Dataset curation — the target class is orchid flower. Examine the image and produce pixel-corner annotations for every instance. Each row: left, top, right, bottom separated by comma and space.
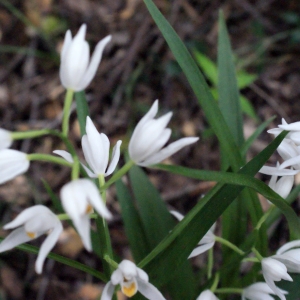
60, 24, 111, 91
0, 149, 30, 184
242, 282, 288, 300
128, 100, 199, 166
196, 290, 219, 300
60, 179, 112, 251
54, 117, 121, 178
101, 260, 166, 300
170, 210, 215, 258
0, 205, 63, 274
0, 129, 12, 150
261, 257, 293, 300
268, 118, 300, 145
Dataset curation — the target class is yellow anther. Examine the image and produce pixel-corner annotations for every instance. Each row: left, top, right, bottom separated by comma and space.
122, 282, 137, 298
85, 204, 93, 214
26, 231, 36, 239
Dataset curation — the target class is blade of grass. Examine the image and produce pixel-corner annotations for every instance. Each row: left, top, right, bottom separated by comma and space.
75, 91, 90, 136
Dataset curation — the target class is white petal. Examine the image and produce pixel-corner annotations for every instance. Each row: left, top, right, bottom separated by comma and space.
60, 30, 72, 60
264, 275, 287, 300
277, 240, 300, 255
136, 278, 166, 300
53, 150, 74, 163
80, 35, 112, 90
0, 149, 29, 184
279, 121, 300, 131
84, 180, 112, 220
140, 137, 199, 166
137, 267, 149, 282
105, 140, 122, 176
4, 205, 50, 230
188, 242, 215, 258
196, 290, 219, 300
118, 260, 138, 278
0, 227, 32, 252
35, 221, 63, 273
289, 132, 300, 145
279, 155, 300, 169
273, 175, 294, 199
100, 281, 115, 300
273, 250, 300, 273
73, 215, 92, 251
128, 101, 159, 158
82, 134, 96, 173
0, 129, 12, 150
111, 269, 123, 285
259, 166, 299, 176
170, 210, 184, 221
81, 163, 97, 178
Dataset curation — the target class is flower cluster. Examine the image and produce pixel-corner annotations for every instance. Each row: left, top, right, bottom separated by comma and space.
0, 23, 200, 300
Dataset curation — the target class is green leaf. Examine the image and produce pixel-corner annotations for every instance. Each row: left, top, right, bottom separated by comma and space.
193, 51, 218, 84
129, 166, 197, 300
218, 11, 244, 147
115, 179, 149, 263
240, 95, 259, 121
138, 132, 299, 288
237, 70, 257, 89
75, 91, 90, 136
0, 237, 107, 281
143, 0, 242, 171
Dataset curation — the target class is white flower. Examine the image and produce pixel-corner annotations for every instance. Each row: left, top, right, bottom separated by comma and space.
101, 260, 166, 300
60, 179, 112, 251
277, 139, 300, 170
0, 149, 30, 184
196, 290, 219, 300
268, 118, 300, 145
54, 117, 121, 178
60, 24, 111, 91
264, 162, 294, 203
242, 282, 288, 300
0, 205, 63, 274
0, 129, 12, 150
272, 240, 300, 273
128, 100, 199, 166
259, 161, 299, 176
261, 257, 293, 300
170, 210, 215, 258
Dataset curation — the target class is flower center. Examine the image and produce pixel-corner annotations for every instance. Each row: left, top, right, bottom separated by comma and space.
85, 204, 93, 214
26, 231, 36, 239
122, 282, 137, 298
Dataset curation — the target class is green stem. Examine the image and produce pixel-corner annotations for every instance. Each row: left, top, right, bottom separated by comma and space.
71, 157, 80, 181
62, 88, 74, 136
27, 153, 72, 167
102, 160, 135, 190
256, 205, 275, 230
11, 129, 53, 140
242, 257, 260, 263
96, 174, 115, 278
104, 255, 118, 269
0, 237, 107, 282
57, 213, 98, 221
252, 247, 263, 261
207, 247, 213, 279
215, 288, 243, 294
210, 273, 219, 292
215, 236, 245, 255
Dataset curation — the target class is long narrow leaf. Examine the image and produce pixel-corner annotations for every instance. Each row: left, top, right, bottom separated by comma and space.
75, 91, 90, 136
138, 132, 297, 287
143, 0, 242, 171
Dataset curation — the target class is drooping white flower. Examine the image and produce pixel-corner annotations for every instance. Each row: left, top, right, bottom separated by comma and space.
60, 179, 112, 251
54, 117, 122, 178
0, 149, 30, 184
0, 205, 63, 274
60, 24, 111, 91
0, 129, 12, 150
170, 210, 215, 258
101, 260, 166, 300
128, 100, 199, 166
261, 257, 293, 300
196, 289, 219, 300
242, 282, 288, 300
